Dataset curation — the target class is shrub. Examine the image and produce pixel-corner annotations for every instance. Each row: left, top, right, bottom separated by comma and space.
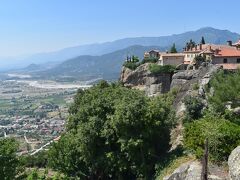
192, 83, 199, 90
149, 64, 176, 75
183, 96, 204, 121
205, 70, 240, 125
207, 70, 240, 114
184, 115, 240, 162
123, 61, 139, 70
21, 151, 48, 168
141, 57, 158, 64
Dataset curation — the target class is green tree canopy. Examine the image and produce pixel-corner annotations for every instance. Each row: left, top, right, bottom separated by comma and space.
170, 43, 177, 53
48, 82, 175, 179
0, 138, 21, 180
184, 115, 240, 162
207, 70, 240, 124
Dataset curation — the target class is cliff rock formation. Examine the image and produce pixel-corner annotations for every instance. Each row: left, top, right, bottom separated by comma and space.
120, 63, 172, 96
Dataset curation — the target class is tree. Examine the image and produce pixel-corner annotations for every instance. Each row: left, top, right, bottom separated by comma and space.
184, 115, 240, 162
185, 39, 196, 50
184, 96, 204, 121
201, 36, 206, 44
0, 138, 22, 179
131, 55, 139, 63
170, 43, 177, 53
49, 82, 175, 179
207, 70, 240, 124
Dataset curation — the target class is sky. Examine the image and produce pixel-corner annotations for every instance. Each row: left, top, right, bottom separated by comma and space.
0, 0, 240, 57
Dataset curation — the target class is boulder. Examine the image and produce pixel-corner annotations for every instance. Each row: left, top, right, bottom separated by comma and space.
163, 161, 202, 180
228, 146, 240, 180
163, 161, 228, 180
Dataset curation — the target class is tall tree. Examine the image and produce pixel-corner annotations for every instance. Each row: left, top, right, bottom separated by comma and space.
201, 36, 206, 44
49, 82, 175, 179
170, 43, 177, 53
0, 138, 22, 179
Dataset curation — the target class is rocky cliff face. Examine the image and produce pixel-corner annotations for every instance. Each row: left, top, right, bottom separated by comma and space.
120, 63, 222, 113
170, 63, 222, 117
120, 63, 172, 96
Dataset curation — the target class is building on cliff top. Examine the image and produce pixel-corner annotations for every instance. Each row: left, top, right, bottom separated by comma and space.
144, 40, 240, 70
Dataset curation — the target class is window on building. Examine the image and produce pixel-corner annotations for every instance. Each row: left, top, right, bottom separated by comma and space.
223, 59, 228, 63
237, 58, 240, 63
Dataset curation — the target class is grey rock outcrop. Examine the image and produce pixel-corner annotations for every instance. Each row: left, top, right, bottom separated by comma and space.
170, 63, 222, 117
163, 161, 228, 180
228, 146, 240, 180
120, 63, 172, 96
163, 161, 202, 180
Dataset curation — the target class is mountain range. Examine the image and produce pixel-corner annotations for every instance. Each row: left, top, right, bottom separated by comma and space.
6, 27, 240, 81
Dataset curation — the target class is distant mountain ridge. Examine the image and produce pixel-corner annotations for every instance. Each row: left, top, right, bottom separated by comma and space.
34, 45, 166, 81
3, 27, 240, 71
6, 27, 240, 81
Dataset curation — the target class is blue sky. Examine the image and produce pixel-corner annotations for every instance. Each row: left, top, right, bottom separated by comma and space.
0, 0, 240, 57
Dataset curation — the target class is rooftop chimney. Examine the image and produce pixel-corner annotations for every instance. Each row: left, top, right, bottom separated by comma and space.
227, 40, 232, 46
199, 44, 202, 50
215, 48, 220, 55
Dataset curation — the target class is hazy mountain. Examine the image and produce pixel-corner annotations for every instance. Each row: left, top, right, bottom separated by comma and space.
35, 45, 166, 81
2, 27, 239, 71
16, 61, 60, 73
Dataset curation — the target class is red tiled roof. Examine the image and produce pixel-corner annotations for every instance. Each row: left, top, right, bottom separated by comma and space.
214, 47, 240, 57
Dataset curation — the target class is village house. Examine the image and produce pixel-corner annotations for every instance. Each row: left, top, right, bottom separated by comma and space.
144, 40, 240, 70
158, 53, 185, 66
144, 51, 185, 66
183, 40, 240, 70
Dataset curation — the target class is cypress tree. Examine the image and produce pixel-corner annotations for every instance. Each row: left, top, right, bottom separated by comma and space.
201, 36, 206, 44
170, 43, 177, 53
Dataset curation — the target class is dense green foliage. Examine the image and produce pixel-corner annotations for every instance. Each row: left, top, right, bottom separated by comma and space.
141, 57, 159, 64
149, 64, 176, 75
183, 70, 240, 163
0, 138, 22, 180
123, 61, 139, 70
170, 43, 177, 53
123, 56, 140, 70
184, 115, 240, 162
21, 151, 48, 168
183, 96, 204, 121
48, 81, 175, 179
207, 70, 240, 124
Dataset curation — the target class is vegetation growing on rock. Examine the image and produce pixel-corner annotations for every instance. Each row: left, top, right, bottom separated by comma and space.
149, 64, 176, 75
207, 70, 240, 124
183, 70, 240, 163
